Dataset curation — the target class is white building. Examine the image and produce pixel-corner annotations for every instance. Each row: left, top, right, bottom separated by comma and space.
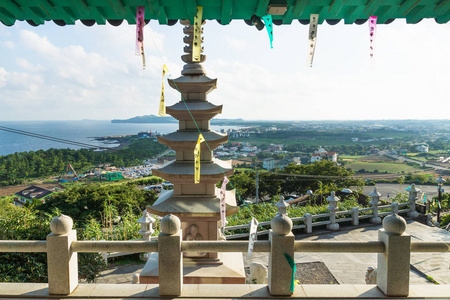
311, 147, 338, 163
263, 158, 275, 170
416, 144, 429, 153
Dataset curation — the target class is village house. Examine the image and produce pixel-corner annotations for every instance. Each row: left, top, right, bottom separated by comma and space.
311, 147, 338, 163
416, 143, 429, 152
14, 185, 55, 206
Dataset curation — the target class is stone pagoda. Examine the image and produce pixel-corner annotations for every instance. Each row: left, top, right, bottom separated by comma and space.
140, 20, 245, 284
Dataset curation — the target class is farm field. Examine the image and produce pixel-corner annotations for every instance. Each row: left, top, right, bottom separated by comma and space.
345, 161, 419, 174
342, 155, 425, 174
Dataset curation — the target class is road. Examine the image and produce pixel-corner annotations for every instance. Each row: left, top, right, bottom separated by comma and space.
361, 183, 440, 198
385, 153, 450, 172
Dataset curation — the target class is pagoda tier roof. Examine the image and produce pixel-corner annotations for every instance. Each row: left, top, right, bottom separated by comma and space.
158, 130, 228, 151
168, 76, 217, 94
2, 1, 450, 26
147, 188, 238, 217
167, 102, 222, 120
152, 159, 233, 183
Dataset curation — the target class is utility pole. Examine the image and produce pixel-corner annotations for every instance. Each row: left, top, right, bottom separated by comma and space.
255, 170, 259, 204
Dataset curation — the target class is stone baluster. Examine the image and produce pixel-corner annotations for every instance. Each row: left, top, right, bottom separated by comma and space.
326, 192, 340, 231
377, 214, 411, 296
304, 213, 312, 233
268, 212, 295, 296
47, 214, 78, 295
369, 187, 382, 224
158, 214, 183, 296
407, 184, 419, 217
351, 207, 359, 226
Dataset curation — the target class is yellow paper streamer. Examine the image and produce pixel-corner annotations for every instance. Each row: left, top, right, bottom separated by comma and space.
192, 6, 203, 62
194, 133, 205, 184
159, 64, 169, 116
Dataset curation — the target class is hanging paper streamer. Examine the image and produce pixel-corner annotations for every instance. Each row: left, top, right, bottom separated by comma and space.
159, 64, 169, 117
192, 6, 203, 62
247, 218, 259, 259
262, 15, 273, 48
307, 14, 319, 67
220, 176, 230, 230
369, 16, 377, 58
284, 253, 296, 292
135, 6, 146, 69
194, 134, 205, 184
423, 193, 427, 204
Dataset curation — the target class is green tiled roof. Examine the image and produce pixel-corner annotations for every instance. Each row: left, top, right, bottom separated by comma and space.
1, 0, 450, 27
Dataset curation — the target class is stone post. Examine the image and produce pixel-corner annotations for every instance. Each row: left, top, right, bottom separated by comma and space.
407, 184, 419, 217
326, 192, 340, 231
377, 214, 411, 297
391, 202, 399, 214
369, 187, 382, 224
268, 213, 294, 296
47, 214, 78, 295
304, 213, 312, 233
158, 214, 182, 296
351, 207, 359, 226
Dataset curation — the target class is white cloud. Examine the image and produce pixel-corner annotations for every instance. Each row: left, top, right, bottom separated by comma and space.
0, 21, 449, 121
16, 58, 42, 72
2, 40, 15, 50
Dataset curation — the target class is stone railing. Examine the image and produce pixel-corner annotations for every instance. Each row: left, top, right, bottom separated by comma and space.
1, 211, 449, 298
224, 187, 418, 239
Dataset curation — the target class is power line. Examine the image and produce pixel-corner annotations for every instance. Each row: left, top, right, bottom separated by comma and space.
0, 126, 118, 152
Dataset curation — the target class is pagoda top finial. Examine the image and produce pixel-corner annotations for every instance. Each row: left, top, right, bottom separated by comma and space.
180, 20, 207, 76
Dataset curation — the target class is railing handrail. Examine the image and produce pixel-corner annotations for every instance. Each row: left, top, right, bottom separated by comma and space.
1, 240, 449, 254
72, 240, 158, 253
0, 240, 47, 252
223, 198, 419, 238
294, 241, 385, 253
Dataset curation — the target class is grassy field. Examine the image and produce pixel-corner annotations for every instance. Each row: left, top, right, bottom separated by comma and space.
345, 161, 419, 174
340, 155, 364, 160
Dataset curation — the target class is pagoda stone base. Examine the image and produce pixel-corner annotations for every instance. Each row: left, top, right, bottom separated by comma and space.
139, 252, 246, 284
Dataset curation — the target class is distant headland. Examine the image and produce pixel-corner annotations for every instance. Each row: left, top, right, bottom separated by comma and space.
111, 115, 245, 125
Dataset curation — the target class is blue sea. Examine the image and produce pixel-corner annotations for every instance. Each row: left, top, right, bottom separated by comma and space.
0, 120, 235, 156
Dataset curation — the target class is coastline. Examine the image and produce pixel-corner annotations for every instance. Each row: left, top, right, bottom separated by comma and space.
93, 135, 135, 151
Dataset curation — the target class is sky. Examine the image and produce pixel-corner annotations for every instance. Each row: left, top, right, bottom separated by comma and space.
0, 18, 450, 121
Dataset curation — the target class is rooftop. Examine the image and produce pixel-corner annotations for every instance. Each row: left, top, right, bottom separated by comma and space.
2, 0, 450, 26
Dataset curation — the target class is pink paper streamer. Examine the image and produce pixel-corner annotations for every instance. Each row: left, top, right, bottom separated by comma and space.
220, 176, 229, 228
369, 16, 377, 58
136, 6, 145, 56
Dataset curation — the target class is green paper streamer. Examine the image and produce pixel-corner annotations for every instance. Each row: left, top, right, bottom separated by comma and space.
423, 194, 427, 203
284, 253, 296, 292
262, 15, 273, 48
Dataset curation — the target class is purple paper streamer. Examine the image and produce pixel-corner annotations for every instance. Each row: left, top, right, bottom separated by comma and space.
369, 16, 377, 58
136, 6, 145, 58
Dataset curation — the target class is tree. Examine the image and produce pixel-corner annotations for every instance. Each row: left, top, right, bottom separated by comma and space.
0, 198, 106, 283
